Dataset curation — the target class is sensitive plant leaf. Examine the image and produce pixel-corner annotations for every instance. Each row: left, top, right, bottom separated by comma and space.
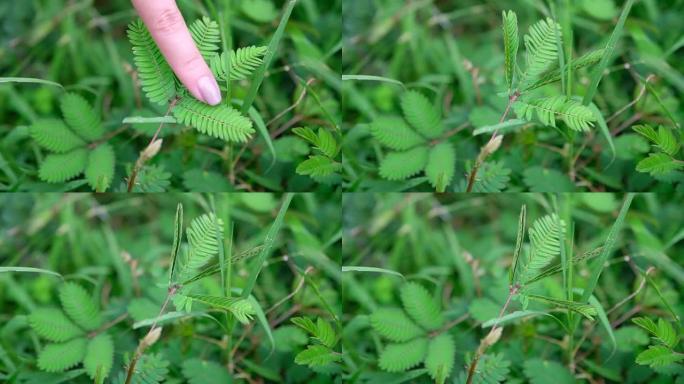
519, 214, 566, 284
315, 318, 337, 348
520, 18, 561, 89
525, 49, 604, 91
211, 46, 268, 81
379, 147, 429, 181
467, 161, 511, 193
169, 203, 183, 284
37, 338, 87, 373
28, 307, 84, 342
370, 116, 426, 150
127, 19, 176, 105
509, 205, 527, 285
113, 353, 169, 384
38, 149, 89, 183
634, 125, 681, 155
85, 143, 115, 192
502, 10, 519, 91
185, 213, 224, 272
370, 308, 425, 342
296, 155, 341, 178
294, 345, 341, 367
424, 334, 455, 384
401, 90, 443, 138
315, 128, 338, 158
588, 295, 617, 359
181, 245, 265, 285
463, 353, 511, 384
425, 142, 455, 192
60, 93, 104, 141
523, 359, 575, 384
514, 96, 595, 131
186, 294, 255, 324
524, 247, 603, 284
59, 282, 102, 331
523, 166, 575, 192
400, 282, 444, 330
83, 334, 113, 380
172, 98, 254, 143
189, 17, 220, 60
636, 153, 683, 176
378, 338, 428, 373
633, 317, 679, 348
635, 345, 684, 368
527, 294, 597, 320
181, 358, 232, 384
291, 317, 318, 336
30, 119, 85, 153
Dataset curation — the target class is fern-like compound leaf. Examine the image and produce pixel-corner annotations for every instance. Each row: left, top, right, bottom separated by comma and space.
634, 125, 680, 156
379, 147, 429, 181
182, 358, 234, 384
30, 119, 85, 153
462, 353, 511, 384
185, 294, 255, 324
85, 143, 115, 192
636, 153, 683, 176
315, 318, 337, 348
514, 96, 596, 131
296, 155, 340, 178
517, 214, 565, 285
173, 98, 254, 142
211, 46, 268, 81
370, 116, 426, 150
378, 337, 428, 372
28, 307, 84, 342
294, 345, 340, 367
400, 282, 444, 330
425, 334, 455, 384
60, 93, 104, 141
520, 18, 560, 89
59, 282, 103, 331
468, 161, 511, 192
128, 19, 177, 105
632, 317, 679, 348
186, 213, 224, 271
370, 308, 425, 342
425, 142, 456, 192
526, 294, 597, 320
84, 333, 114, 380
525, 49, 604, 91
38, 148, 89, 183
502, 10, 519, 91
189, 17, 220, 60
114, 353, 169, 384
401, 91, 443, 138
635, 345, 684, 368
37, 337, 87, 373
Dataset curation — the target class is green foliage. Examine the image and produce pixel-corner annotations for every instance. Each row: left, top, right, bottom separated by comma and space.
83, 334, 114, 380
378, 337, 428, 372
85, 143, 115, 192
37, 338, 87, 373
38, 149, 89, 183
60, 93, 104, 141
379, 147, 429, 181
114, 353, 169, 384
520, 18, 560, 89
632, 316, 683, 369
370, 116, 425, 151
28, 308, 84, 342
425, 143, 456, 192
29, 119, 85, 153
211, 46, 268, 81
424, 334, 455, 384
181, 358, 232, 384
502, 11, 519, 91
370, 308, 424, 342
400, 282, 444, 330
635, 345, 684, 368
526, 49, 605, 91
189, 17, 220, 60
465, 161, 511, 192
172, 98, 254, 143
401, 91, 443, 138
517, 214, 565, 285
632, 125, 683, 177
291, 317, 341, 369
513, 96, 596, 131
127, 19, 176, 105
293, 127, 342, 180
523, 359, 575, 384
59, 282, 103, 331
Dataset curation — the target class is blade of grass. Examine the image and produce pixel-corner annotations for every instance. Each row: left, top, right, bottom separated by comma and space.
341, 75, 406, 89
241, 193, 293, 298
0, 267, 63, 279
246, 104, 276, 169
341, 266, 405, 280
241, 0, 298, 114
580, 193, 634, 303
588, 294, 616, 360
582, 0, 636, 105
0, 77, 64, 89
168, 203, 183, 285
589, 102, 616, 165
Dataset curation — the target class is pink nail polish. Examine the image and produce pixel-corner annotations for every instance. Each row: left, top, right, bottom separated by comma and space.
197, 76, 221, 105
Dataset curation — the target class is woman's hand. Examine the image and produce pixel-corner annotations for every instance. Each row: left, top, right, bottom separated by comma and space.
131, 0, 221, 105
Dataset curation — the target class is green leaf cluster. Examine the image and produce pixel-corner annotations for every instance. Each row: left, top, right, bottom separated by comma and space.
632, 317, 683, 368
291, 317, 341, 368
632, 124, 684, 176
370, 90, 455, 191
28, 282, 113, 380
370, 282, 455, 383
29, 93, 115, 191
293, 126, 341, 180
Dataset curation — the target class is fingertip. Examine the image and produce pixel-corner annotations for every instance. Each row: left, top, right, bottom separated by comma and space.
197, 75, 222, 106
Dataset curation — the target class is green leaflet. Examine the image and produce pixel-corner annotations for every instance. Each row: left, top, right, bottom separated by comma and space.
636, 153, 683, 176
59, 282, 103, 331
37, 338, 87, 373
211, 46, 268, 81
514, 96, 596, 131
635, 345, 684, 368
38, 148, 89, 183
114, 353, 169, 384
379, 147, 429, 181
297, 155, 341, 178
182, 358, 232, 384
525, 49, 604, 91
189, 17, 220, 60
84, 333, 114, 380
127, 19, 176, 105
370, 116, 426, 151
294, 345, 341, 367
517, 214, 565, 284
523, 358, 575, 384
400, 282, 444, 330
520, 18, 561, 89
85, 143, 115, 192
60, 93, 104, 141
185, 213, 224, 271
370, 308, 425, 342
401, 90, 443, 138
379, 337, 428, 372
425, 143, 456, 192
30, 118, 85, 153
172, 98, 255, 143
502, 11, 519, 91
28, 307, 84, 342
425, 334, 455, 384
526, 294, 597, 320
185, 294, 255, 324
632, 317, 679, 348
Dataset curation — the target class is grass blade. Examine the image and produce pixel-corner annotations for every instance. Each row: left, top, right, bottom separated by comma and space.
168, 203, 183, 285
0, 77, 64, 89
341, 75, 406, 89
241, 0, 297, 114
589, 102, 616, 165
0, 267, 63, 279
341, 266, 405, 280
241, 193, 293, 298
582, 0, 636, 105
588, 294, 616, 360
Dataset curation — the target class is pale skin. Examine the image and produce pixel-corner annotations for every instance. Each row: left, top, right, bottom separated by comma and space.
131, 0, 222, 105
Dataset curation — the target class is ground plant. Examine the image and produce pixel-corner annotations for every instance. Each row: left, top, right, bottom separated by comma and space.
342, 0, 684, 192
342, 193, 684, 383
0, 192, 341, 383
0, 0, 341, 192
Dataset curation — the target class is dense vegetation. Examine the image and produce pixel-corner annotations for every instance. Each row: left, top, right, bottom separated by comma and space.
0, 0, 341, 192
0, 192, 341, 383
342, 193, 684, 383
342, 0, 684, 192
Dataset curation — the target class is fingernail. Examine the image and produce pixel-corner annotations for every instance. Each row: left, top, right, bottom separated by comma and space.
197, 76, 221, 105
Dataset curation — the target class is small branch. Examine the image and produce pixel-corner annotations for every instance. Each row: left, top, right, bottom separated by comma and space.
88, 312, 128, 338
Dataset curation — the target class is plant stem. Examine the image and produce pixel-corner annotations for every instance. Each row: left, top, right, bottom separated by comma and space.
465, 284, 518, 384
